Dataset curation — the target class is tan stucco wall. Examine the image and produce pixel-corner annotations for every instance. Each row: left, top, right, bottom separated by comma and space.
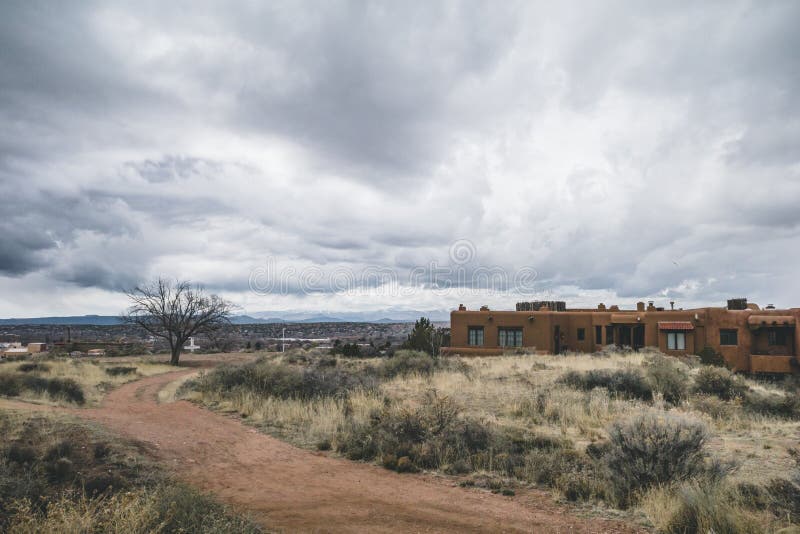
447, 306, 800, 374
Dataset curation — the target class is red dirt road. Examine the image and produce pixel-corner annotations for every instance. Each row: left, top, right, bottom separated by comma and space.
5, 371, 642, 533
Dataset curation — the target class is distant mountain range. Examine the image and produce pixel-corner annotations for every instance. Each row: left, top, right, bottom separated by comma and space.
0, 309, 451, 326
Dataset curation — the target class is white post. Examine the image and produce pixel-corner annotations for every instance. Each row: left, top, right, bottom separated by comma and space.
282, 327, 285, 353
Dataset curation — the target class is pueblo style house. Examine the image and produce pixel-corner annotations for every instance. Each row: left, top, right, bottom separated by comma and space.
445, 299, 799, 374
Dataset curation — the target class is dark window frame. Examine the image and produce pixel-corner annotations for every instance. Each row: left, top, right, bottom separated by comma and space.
595, 325, 602, 344
605, 325, 614, 344
666, 331, 686, 350
768, 329, 787, 346
468, 326, 484, 346
577, 328, 585, 341
720, 329, 738, 346
498, 327, 523, 347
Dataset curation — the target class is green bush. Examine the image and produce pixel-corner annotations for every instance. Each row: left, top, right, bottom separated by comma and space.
764, 478, 800, 523
558, 368, 653, 401
334, 390, 593, 497
742, 390, 800, 420
379, 350, 436, 378
697, 346, 726, 367
18, 363, 50, 373
644, 354, 689, 405
663, 482, 764, 534
335, 391, 495, 473
198, 360, 377, 400
0, 374, 84, 404
150, 483, 262, 533
46, 378, 85, 404
104, 366, 137, 376
0, 374, 22, 396
604, 413, 712, 506
694, 366, 748, 401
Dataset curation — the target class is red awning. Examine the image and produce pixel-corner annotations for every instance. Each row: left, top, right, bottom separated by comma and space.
658, 321, 694, 331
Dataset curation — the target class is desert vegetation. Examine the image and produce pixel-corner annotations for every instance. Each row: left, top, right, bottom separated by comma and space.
0, 357, 175, 406
185, 348, 800, 532
0, 410, 261, 533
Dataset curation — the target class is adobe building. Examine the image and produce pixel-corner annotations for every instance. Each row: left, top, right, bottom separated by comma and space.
444, 299, 799, 374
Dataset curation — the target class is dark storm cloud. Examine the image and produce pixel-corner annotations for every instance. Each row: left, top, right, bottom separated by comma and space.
228, 2, 520, 180
0, 0, 799, 314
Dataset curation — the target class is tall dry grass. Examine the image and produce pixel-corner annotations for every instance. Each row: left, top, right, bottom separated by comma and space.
0, 358, 175, 406
186, 349, 800, 530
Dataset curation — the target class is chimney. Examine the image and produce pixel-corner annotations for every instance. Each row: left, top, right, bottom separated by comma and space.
479, 305, 490, 312
636, 301, 645, 312
458, 304, 466, 311
597, 303, 606, 310
647, 301, 656, 311
670, 301, 675, 310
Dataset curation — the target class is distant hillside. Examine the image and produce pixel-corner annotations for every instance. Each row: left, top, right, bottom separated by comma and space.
0, 312, 448, 326
0, 315, 124, 326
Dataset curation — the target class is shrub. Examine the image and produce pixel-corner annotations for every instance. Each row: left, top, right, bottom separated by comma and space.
379, 350, 436, 378
764, 478, 800, 523
104, 366, 137, 376
198, 360, 376, 400
558, 368, 653, 401
694, 367, 748, 401
0, 374, 22, 396
331, 342, 361, 358
6, 443, 37, 464
604, 413, 711, 506
663, 482, 765, 534
697, 346, 726, 367
742, 390, 800, 420
0, 374, 85, 404
644, 354, 689, 405
45, 378, 85, 404
46, 457, 75, 482
336, 391, 496, 473
44, 440, 73, 461
18, 363, 50, 373
150, 483, 262, 533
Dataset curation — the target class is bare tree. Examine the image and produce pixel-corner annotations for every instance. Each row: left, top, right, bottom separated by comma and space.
121, 278, 235, 365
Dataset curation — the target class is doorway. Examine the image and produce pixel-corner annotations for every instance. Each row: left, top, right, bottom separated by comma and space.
554, 326, 561, 354
618, 326, 632, 347
633, 325, 645, 350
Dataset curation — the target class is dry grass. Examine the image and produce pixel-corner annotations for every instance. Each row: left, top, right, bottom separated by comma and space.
0, 357, 175, 406
187, 349, 800, 530
189, 386, 384, 448
0, 410, 262, 533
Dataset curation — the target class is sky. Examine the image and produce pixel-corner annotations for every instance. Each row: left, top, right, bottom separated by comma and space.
1, 0, 799, 317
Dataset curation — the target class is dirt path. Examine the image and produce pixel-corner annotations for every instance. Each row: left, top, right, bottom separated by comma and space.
4, 371, 642, 533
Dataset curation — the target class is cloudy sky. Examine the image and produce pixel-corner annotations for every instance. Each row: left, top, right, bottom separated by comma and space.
1, 1, 799, 317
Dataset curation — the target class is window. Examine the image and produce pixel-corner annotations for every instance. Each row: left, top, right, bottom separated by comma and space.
498, 328, 523, 347
720, 329, 738, 346
667, 332, 686, 351
605, 325, 614, 344
468, 327, 484, 346
595, 326, 602, 344
768, 330, 787, 346
577, 328, 585, 341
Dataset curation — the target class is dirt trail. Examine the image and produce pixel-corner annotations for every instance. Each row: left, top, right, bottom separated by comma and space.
4, 371, 641, 533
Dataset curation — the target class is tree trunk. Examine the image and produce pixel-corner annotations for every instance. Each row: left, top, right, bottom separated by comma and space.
170, 345, 182, 366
